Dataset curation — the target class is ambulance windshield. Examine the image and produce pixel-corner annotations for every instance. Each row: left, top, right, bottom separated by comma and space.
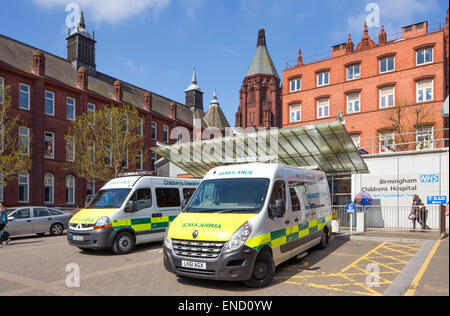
87, 189, 131, 209
184, 178, 270, 214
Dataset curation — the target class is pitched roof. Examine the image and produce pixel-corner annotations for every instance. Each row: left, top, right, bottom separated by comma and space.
246, 29, 279, 78
0, 34, 197, 126
203, 90, 230, 131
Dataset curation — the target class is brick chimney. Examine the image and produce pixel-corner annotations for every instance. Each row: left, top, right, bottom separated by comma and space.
114, 80, 123, 101
170, 101, 177, 120
32, 50, 46, 76
144, 92, 152, 111
77, 66, 88, 90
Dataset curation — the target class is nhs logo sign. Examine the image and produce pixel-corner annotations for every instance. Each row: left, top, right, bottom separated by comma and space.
420, 174, 439, 183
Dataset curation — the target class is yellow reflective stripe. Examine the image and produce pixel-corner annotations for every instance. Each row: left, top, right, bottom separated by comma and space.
152, 216, 169, 224
290, 224, 299, 234
271, 236, 286, 248
318, 223, 326, 230
309, 219, 318, 228
132, 223, 152, 232
112, 219, 131, 228
246, 233, 271, 248
325, 215, 332, 222
298, 228, 309, 238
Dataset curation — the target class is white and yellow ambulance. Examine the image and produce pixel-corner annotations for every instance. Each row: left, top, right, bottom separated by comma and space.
67, 175, 201, 254
163, 163, 332, 287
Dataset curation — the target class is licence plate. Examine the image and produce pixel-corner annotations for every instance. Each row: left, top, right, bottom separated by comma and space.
72, 235, 84, 242
181, 260, 207, 270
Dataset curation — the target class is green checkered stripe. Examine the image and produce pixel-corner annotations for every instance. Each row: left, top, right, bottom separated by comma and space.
245, 215, 332, 252
112, 215, 178, 232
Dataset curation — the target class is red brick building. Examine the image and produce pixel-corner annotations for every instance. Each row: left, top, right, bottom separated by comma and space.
235, 29, 282, 129
283, 10, 449, 154
0, 14, 198, 208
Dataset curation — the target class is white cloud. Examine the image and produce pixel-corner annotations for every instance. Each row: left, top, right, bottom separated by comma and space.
179, 0, 205, 21
33, 0, 171, 24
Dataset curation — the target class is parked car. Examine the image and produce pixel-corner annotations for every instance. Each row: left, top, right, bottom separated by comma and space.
6, 207, 72, 237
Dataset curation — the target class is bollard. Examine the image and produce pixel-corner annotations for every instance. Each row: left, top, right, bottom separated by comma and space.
356, 212, 365, 233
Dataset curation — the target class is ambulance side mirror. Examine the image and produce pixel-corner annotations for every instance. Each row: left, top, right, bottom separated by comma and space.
125, 201, 136, 213
269, 199, 286, 219
181, 199, 188, 211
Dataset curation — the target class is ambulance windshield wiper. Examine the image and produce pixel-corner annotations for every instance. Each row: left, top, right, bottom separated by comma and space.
216, 209, 253, 214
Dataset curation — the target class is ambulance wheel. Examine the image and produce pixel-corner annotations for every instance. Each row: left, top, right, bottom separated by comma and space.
244, 250, 275, 288
112, 231, 135, 255
317, 227, 329, 250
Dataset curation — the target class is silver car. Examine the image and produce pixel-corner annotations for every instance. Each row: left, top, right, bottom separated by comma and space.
6, 207, 72, 237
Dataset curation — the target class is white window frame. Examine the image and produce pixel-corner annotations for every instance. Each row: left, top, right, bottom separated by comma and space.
44, 132, 55, 159
87, 103, 96, 125
88, 140, 95, 163
289, 104, 301, 123
19, 126, 30, 156
163, 125, 169, 143
66, 175, 75, 204
416, 48, 433, 66
379, 131, 396, 152
317, 98, 330, 119
18, 172, 29, 203
317, 71, 329, 87
136, 150, 143, 171
289, 78, 301, 92
105, 145, 112, 167
152, 122, 157, 140
44, 173, 54, 204
151, 153, 157, 172
416, 79, 433, 103
416, 126, 434, 150
346, 64, 360, 80
379, 56, 395, 74
19, 83, 30, 110
346, 93, 361, 114
66, 136, 75, 162
351, 134, 361, 148
0, 124, 4, 153
379, 86, 395, 109
66, 97, 76, 121
137, 118, 144, 137
122, 149, 129, 169
45, 91, 55, 116
0, 77, 4, 104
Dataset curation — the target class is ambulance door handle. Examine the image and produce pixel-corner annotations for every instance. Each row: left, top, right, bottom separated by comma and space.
285, 220, 290, 225
294, 218, 299, 222
152, 213, 163, 218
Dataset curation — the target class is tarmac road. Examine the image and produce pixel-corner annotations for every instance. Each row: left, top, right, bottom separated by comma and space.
0, 233, 447, 296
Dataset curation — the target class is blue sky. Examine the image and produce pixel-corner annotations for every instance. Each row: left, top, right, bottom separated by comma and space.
0, 0, 448, 125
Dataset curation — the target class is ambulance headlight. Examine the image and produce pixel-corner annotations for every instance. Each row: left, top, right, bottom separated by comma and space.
164, 236, 173, 250
224, 223, 252, 253
93, 217, 112, 230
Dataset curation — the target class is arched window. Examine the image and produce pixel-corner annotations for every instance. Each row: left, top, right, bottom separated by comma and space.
66, 175, 75, 204
44, 173, 54, 204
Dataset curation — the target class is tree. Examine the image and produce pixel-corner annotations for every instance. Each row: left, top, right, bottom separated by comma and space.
0, 85, 32, 186
66, 103, 147, 182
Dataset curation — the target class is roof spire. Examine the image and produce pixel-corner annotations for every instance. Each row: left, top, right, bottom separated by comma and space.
192, 67, 197, 84
257, 28, 266, 47
79, 11, 86, 29
210, 89, 219, 107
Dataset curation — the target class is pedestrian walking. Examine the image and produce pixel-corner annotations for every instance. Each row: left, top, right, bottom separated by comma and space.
410, 195, 430, 230
0, 203, 10, 247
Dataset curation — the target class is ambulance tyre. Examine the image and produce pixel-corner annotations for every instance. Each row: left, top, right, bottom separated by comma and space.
244, 249, 275, 288
112, 231, 135, 255
317, 227, 329, 250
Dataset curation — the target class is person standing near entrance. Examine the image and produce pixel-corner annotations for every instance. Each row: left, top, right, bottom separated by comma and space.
0, 203, 10, 247
411, 195, 430, 230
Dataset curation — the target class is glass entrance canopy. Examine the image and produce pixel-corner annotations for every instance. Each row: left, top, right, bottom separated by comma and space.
152, 120, 369, 178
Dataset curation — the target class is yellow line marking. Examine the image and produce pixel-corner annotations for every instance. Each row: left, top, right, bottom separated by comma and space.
404, 239, 441, 296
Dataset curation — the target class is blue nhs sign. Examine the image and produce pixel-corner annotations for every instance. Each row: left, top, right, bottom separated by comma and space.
420, 174, 439, 183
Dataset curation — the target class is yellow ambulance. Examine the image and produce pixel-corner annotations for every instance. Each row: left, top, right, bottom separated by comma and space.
163, 163, 332, 287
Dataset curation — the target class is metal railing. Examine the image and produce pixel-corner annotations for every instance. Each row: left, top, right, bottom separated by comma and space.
358, 128, 448, 155
332, 205, 448, 232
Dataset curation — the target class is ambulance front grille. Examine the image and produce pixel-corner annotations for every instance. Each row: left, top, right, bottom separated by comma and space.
172, 239, 225, 259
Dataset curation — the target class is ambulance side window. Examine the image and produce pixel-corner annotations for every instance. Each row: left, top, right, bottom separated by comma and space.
156, 188, 181, 208
132, 188, 152, 211
270, 180, 286, 204
183, 188, 196, 201
289, 188, 301, 212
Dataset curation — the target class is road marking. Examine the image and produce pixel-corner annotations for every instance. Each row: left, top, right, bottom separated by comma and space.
404, 239, 441, 296
278, 241, 422, 296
